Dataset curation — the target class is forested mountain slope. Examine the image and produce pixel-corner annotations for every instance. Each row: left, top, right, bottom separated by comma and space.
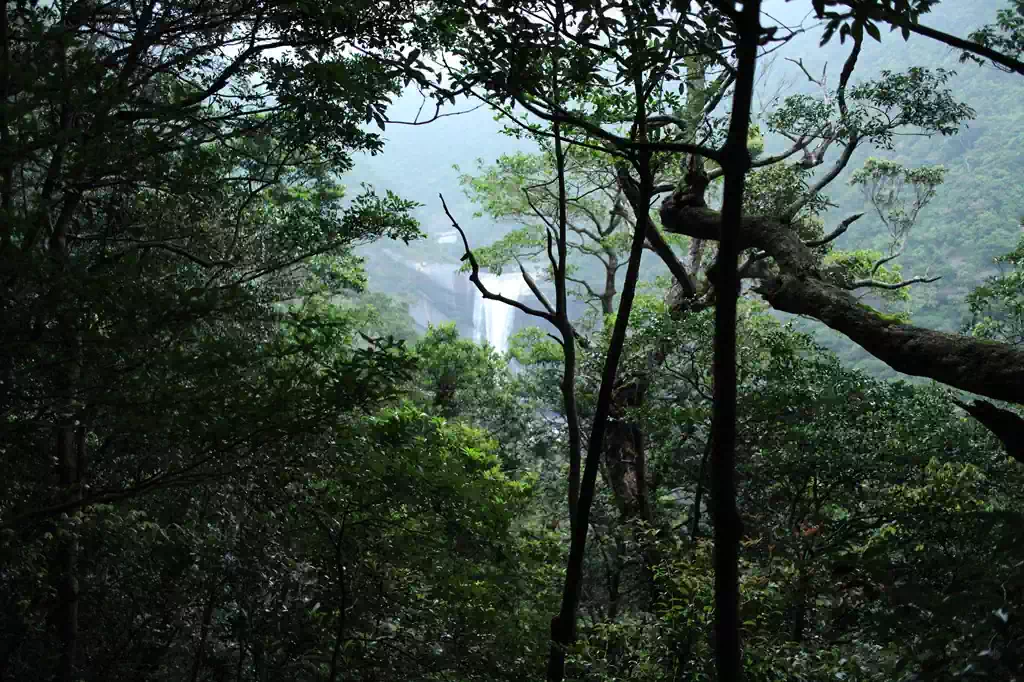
767, 0, 1024, 371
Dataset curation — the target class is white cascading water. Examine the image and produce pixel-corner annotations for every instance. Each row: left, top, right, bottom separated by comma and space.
472, 272, 530, 354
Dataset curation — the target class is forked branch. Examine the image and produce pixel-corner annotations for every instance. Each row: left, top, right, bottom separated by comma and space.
440, 193, 554, 324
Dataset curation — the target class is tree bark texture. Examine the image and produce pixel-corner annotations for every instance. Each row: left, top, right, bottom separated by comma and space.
709, 2, 762, 680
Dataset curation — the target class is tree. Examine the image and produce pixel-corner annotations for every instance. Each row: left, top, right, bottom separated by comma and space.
954, 230, 1024, 462
964, 228, 1024, 347
457, 146, 640, 317
439, 1, 752, 678
531, 295, 1024, 681
430, 1, 1024, 679
6, 1, 1022, 680
654, 1, 1024, 441
0, 1, 444, 678
0, 0, 437, 526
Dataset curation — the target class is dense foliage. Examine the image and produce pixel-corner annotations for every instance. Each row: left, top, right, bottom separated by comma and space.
2, 1, 1023, 682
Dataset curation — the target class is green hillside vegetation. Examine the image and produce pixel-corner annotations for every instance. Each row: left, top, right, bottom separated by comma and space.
761, 0, 1024, 371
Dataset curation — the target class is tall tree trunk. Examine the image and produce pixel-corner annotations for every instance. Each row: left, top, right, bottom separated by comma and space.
52, 249, 83, 682
709, 2, 760, 681
235, 641, 246, 682
606, 533, 625, 621
47, 22, 83, 680
547, 151, 654, 681
604, 417, 651, 523
790, 564, 810, 644
690, 440, 712, 541
53, 426, 83, 682
684, 54, 708, 277
190, 585, 219, 682
548, 155, 651, 679
327, 527, 348, 682
0, 0, 12, 252
598, 46, 717, 601
50, 210, 82, 682
604, 382, 662, 606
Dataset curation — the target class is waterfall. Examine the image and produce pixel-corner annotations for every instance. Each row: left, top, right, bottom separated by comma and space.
472, 272, 530, 354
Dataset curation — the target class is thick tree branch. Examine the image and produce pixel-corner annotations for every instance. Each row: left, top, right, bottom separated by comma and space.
950, 398, 1024, 464
644, 225, 696, 298
836, 24, 864, 120
659, 200, 1024, 406
647, 114, 690, 130
870, 249, 903, 277
758, 275, 1024, 404
741, 210, 861, 268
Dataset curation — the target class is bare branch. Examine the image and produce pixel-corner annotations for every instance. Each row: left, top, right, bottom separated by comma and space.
545, 226, 559, 276
806, 212, 863, 248
386, 102, 484, 126
783, 135, 860, 220
565, 273, 601, 300
519, 260, 556, 316
857, 4, 1024, 77
785, 57, 825, 86
440, 193, 554, 323
519, 260, 588, 348
523, 187, 559, 234
870, 249, 903, 277
708, 133, 813, 182
849, 275, 941, 291
752, 136, 814, 168
569, 202, 611, 242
